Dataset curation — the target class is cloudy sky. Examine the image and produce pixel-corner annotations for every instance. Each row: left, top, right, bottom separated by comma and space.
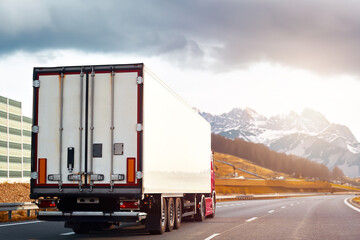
0, 0, 360, 139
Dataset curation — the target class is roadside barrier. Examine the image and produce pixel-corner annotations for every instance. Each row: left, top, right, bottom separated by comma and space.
350, 197, 360, 208
0, 202, 38, 221
216, 192, 335, 202
217, 195, 255, 201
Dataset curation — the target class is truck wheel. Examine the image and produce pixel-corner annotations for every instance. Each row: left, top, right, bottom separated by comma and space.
208, 192, 216, 218
195, 195, 205, 221
166, 198, 175, 232
174, 197, 182, 229
148, 197, 167, 235
72, 222, 90, 234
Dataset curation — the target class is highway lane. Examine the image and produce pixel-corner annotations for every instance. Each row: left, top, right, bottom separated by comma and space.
0, 194, 359, 240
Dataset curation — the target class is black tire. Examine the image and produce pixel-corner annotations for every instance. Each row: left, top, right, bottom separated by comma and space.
148, 197, 167, 235
174, 197, 182, 229
195, 195, 205, 221
208, 192, 216, 218
72, 222, 90, 234
166, 198, 175, 232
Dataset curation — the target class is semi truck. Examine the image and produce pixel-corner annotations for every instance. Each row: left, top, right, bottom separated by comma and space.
30, 63, 216, 234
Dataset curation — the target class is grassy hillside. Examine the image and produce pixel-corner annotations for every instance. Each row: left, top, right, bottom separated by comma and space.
214, 152, 360, 195
330, 183, 360, 191
212, 134, 332, 180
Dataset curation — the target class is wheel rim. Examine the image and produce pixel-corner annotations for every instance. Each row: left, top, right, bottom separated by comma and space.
176, 201, 181, 222
161, 199, 166, 228
199, 197, 205, 217
202, 199, 205, 217
212, 195, 216, 213
169, 200, 174, 225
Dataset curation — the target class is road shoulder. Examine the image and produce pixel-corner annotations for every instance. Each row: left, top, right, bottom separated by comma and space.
344, 197, 360, 213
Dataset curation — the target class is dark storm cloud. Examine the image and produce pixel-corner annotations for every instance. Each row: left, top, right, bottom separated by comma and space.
1, 0, 360, 75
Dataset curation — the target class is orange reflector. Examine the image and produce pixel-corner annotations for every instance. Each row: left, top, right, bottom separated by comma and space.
38, 158, 47, 184
127, 158, 136, 184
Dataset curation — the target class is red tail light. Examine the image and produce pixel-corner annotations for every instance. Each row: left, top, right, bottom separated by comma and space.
120, 201, 139, 209
38, 199, 57, 208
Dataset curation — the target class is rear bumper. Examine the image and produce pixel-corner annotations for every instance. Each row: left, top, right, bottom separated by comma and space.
30, 187, 142, 199
38, 211, 147, 222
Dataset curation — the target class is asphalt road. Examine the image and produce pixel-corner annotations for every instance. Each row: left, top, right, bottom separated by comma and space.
1, 194, 359, 240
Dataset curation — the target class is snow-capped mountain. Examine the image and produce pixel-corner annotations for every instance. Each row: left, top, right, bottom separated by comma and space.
198, 108, 360, 177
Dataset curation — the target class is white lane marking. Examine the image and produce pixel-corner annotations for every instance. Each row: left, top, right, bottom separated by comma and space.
246, 217, 258, 222
204, 233, 220, 240
0, 220, 43, 228
217, 206, 223, 208
290, 204, 294, 206
281, 206, 286, 209
344, 197, 360, 213
60, 232, 75, 236
268, 210, 275, 213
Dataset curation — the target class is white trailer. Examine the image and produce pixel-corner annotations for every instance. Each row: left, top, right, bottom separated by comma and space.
30, 63, 215, 234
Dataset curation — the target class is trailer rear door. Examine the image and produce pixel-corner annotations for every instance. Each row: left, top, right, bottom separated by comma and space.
31, 64, 143, 195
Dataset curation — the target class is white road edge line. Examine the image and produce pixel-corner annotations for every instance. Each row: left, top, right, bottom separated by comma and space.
344, 197, 360, 213
60, 232, 75, 236
246, 217, 258, 222
281, 206, 286, 209
268, 210, 275, 213
0, 220, 43, 228
204, 233, 220, 240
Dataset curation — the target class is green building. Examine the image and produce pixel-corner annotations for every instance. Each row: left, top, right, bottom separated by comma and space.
0, 96, 31, 182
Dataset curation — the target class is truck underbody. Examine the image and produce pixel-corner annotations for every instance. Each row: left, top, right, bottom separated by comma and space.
36, 192, 216, 234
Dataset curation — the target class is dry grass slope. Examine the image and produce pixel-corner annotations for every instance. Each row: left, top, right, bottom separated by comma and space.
330, 183, 360, 191
0, 183, 34, 222
0, 183, 31, 203
214, 152, 360, 195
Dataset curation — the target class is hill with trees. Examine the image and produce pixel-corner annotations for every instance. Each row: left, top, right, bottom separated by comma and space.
212, 134, 344, 181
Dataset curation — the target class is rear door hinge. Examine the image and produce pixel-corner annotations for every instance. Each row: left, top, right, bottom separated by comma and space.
136, 124, 143, 132
31, 172, 38, 180
33, 80, 40, 88
32, 125, 39, 133
136, 171, 143, 179
136, 76, 143, 84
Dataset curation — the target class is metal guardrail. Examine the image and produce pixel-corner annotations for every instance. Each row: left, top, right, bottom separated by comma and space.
217, 195, 255, 201
214, 159, 263, 179
0, 202, 39, 220
216, 192, 336, 202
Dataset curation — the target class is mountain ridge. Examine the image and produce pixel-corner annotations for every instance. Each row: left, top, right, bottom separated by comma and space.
199, 107, 360, 177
